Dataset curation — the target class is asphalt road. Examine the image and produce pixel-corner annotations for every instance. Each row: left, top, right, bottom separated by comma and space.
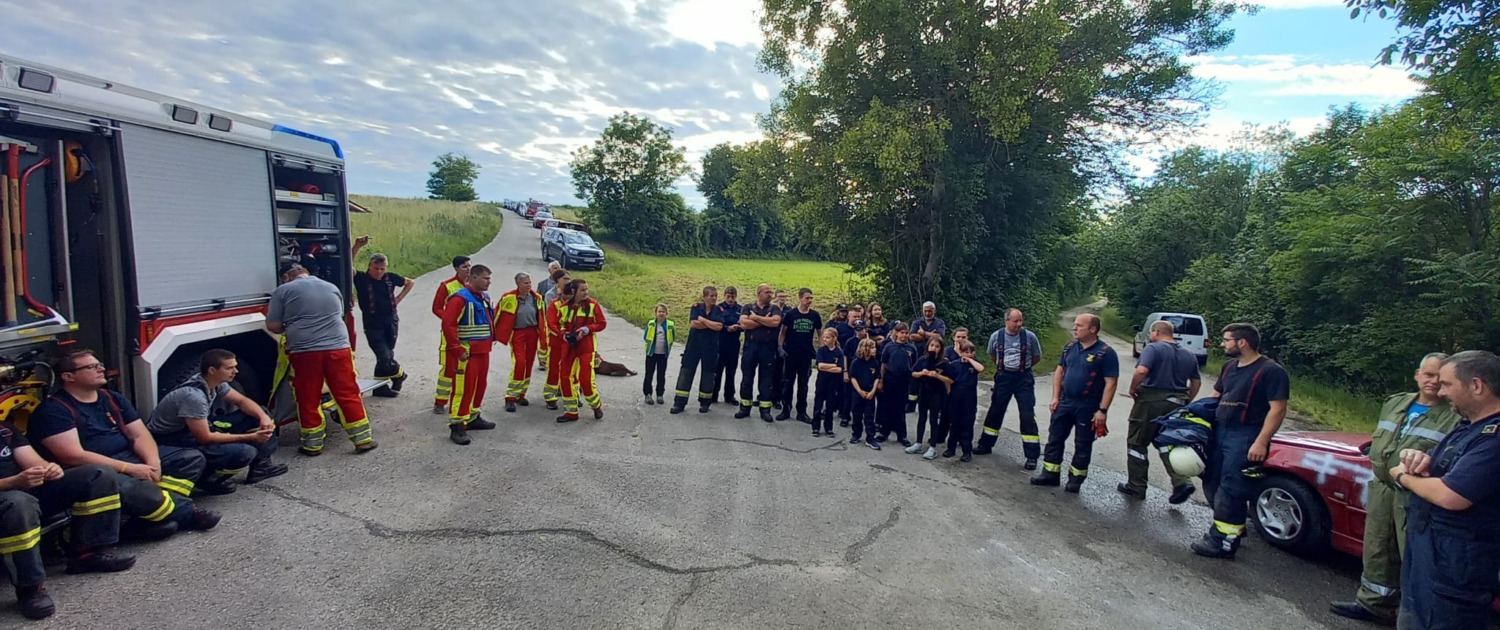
10, 214, 1370, 629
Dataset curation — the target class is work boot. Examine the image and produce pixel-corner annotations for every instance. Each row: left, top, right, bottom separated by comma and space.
1065, 475, 1085, 493
516, 397, 530, 407
126, 520, 178, 542
1030, 471, 1061, 487
669, 405, 685, 415
545, 401, 559, 411
556, 414, 578, 423
1191, 534, 1236, 560
392, 373, 407, 392
645, 395, 656, 405
355, 441, 379, 454
66, 549, 136, 574
373, 386, 399, 398
245, 462, 289, 484
432, 403, 447, 415
593, 407, 604, 420
467, 415, 497, 430
450, 423, 471, 445
698, 403, 711, 413
297, 447, 322, 457
905, 402, 917, 414
1169, 484, 1197, 505
735, 405, 751, 419
1023, 458, 1038, 471
796, 413, 813, 424
960, 452, 972, 463
1116, 483, 1147, 500
505, 400, 517, 413
760, 408, 774, 423
16, 584, 55, 620
775, 408, 791, 421
1329, 601, 1391, 625
190, 506, 223, 531
972, 446, 993, 455
942, 448, 955, 458
194, 479, 237, 497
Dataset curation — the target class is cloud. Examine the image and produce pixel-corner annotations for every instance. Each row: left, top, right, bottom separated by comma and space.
1188, 54, 1421, 99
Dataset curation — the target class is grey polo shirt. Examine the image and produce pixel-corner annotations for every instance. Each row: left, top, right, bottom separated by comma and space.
268, 275, 350, 353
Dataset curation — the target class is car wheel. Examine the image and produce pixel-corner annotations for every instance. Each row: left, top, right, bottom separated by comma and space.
560, 253, 570, 270
1252, 474, 1331, 557
1132, 343, 1140, 359
542, 246, 550, 262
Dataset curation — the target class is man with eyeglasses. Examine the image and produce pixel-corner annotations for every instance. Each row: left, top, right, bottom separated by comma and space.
27, 350, 222, 541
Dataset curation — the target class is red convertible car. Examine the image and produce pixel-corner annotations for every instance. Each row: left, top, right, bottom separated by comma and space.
1258, 431, 1500, 612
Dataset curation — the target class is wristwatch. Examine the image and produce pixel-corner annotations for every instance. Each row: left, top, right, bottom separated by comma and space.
1394, 472, 1408, 489
1098, 407, 1109, 413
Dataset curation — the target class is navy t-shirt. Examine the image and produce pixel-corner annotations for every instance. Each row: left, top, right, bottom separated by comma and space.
816, 345, 844, 372
833, 321, 857, 347
1139, 340, 1199, 391
1057, 340, 1120, 401
1418, 413, 1500, 536
0, 421, 29, 478
687, 302, 723, 347
843, 337, 867, 370
849, 357, 880, 392
882, 342, 917, 383
866, 321, 890, 346
28, 390, 140, 458
780, 307, 823, 357
910, 317, 947, 342
914, 354, 948, 394
942, 358, 980, 398
717, 303, 743, 347
1213, 357, 1291, 426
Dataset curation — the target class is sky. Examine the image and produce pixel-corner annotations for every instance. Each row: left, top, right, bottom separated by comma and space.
0, 1, 1421, 208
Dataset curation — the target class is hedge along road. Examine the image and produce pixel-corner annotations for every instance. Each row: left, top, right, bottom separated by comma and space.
18, 216, 1362, 629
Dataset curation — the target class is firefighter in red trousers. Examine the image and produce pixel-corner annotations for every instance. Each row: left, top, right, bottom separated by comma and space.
494, 272, 547, 413
552, 279, 608, 422
267, 259, 377, 455
441, 264, 498, 445
543, 280, 575, 411
431, 256, 472, 415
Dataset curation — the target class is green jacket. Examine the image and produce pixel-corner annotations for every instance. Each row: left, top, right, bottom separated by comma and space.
643, 319, 676, 356
1369, 392, 1461, 484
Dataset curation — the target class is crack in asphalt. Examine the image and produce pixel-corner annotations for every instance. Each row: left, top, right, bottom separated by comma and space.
662, 574, 710, 630
670, 436, 850, 453
867, 463, 994, 500
844, 508, 902, 565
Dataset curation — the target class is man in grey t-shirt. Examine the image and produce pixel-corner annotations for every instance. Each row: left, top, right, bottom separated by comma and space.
267, 259, 377, 456
1120, 320, 1203, 502
975, 308, 1045, 466
148, 349, 287, 492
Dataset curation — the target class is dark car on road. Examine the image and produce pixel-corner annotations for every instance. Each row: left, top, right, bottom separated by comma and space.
542, 227, 605, 270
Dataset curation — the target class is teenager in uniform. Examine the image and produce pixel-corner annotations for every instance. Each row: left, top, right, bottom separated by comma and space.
642, 303, 676, 405
812, 327, 844, 438
735, 284, 783, 423
494, 272, 546, 412
771, 289, 790, 410
977, 309, 1043, 468
906, 302, 946, 412
777, 288, 822, 423
907, 336, 948, 459
671, 286, 725, 414
939, 341, 984, 462
715, 287, 744, 406
876, 323, 917, 447
841, 322, 871, 427
1191, 323, 1290, 559
431, 255, 471, 413
848, 338, 881, 448
1120, 320, 1202, 503
1032, 314, 1119, 493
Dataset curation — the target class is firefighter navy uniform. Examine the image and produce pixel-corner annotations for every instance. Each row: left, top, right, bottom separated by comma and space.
442, 286, 496, 427
716, 301, 744, 404
737, 300, 782, 422
976, 327, 1042, 460
1035, 339, 1119, 490
495, 288, 547, 408
672, 301, 723, 413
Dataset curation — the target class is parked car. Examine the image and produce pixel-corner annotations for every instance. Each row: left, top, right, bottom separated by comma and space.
1255, 430, 1500, 612
542, 228, 606, 270
532, 210, 553, 229
1132, 312, 1209, 366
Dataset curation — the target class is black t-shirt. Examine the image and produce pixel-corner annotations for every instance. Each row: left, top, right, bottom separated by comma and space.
688, 302, 723, 347
28, 390, 139, 458
816, 345, 844, 374
781, 307, 823, 356
744, 302, 781, 344
353, 271, 408, 322
0, 421, 29, 478
1214, 357, 1291, 426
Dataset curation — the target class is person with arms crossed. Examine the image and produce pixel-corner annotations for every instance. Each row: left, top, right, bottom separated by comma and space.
671, 286, 725, 414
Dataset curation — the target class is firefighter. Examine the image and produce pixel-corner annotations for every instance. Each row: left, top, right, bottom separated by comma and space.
716, 286, 744, 405
267, 259, 377, 455
554, 279, 608, 422
735, 283, 783, 423
1389, 350, 1500, 629
1, 423, 136, 620
495, 272, 547, 413
1329, 352, 1461, 624
1119, 320, 1202, 503
543, 277, 575, 410
535, 262, 564, 375
976, 309, 1043, 466
350, 243, 414, 398
442, 265, 499, 445
1031, 314, 1119, 493
431, 256, 472, 414
28, 350, 221, 540
146, 349, 288, 495
671, 286, 725, 414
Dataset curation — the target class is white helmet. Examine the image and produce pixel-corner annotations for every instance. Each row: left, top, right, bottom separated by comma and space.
1168, 446, 1206, 477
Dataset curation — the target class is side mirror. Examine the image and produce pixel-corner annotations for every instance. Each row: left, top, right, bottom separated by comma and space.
1131, 324, 1142, 332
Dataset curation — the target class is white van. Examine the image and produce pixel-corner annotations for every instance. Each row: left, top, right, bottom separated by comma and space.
1131, 312, 1209, 366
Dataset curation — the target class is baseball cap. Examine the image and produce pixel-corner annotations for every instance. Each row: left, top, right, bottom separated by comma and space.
853, 319, 867, 329
836, 303, 849, 311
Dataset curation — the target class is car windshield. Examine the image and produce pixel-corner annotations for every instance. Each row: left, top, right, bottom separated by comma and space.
536, 212, 552, 218
1163, 315, 1205, 335
561, 232, 594, 246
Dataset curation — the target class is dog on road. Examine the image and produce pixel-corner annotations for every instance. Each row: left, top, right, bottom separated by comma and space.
593, 352, 637, 377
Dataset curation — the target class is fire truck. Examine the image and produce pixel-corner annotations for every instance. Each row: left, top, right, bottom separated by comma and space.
0, 53, 362, 427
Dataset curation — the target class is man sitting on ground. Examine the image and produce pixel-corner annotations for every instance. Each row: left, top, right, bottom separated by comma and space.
147, 349, 289, 495
27, 350, 221, 540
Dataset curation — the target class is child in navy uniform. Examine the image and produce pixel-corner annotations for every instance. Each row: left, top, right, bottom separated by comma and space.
840, 321, 871, 427
940, 340, 984, 462
908, 337, 948, 459
848, 338, 881, 449
877, 322, 917, 447
812, 328, 844, 437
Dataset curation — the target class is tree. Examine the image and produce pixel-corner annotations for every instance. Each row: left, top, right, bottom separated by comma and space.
569, 113, 691, 253
756, 0, 1239, 324
699, 142, 791, 252
426, 153, 480, 202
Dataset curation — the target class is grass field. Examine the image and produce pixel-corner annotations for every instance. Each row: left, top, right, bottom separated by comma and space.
349, 195, 502, 277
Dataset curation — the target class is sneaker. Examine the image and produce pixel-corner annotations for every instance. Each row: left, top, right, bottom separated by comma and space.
645, 395, 656, 405
655, 396, 665, 405
812, 430, 821, 437
17, 584, 55, 620
867, 440, 882, 451
467, 416, 497, 430
922, 447, 938, 460
190, 506, 223, 531
824, 432, 836, 440
450, 424, 471, 445
850, 436, 863, 444
245, 462, 289, 484
432, 403, 447, 415
354, 441, 379, 454
505, 400, 518, 413
1023, 458, 1038, 471
1116, 483, 1147, 500
1169, 484, 1197, 505
66, 550, 136, 574
904, 443, 924, 454
898, 440, 913, 449
594, 407, 605, 420
516, 397, 530, 407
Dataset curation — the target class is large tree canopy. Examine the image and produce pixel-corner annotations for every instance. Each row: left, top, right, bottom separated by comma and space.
569, 112, 693, 253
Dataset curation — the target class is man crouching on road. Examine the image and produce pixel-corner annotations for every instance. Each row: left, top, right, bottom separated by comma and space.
146, 349, 290, 495
27, 350, 221, 541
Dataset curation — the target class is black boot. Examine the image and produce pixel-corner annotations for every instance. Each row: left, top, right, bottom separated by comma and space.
734, 405, 751, 419
450, 423, 471, 445
1065, 474, 1085, 493
245, 462, 290, 484
1191, 534, 1237, 560
775, 408, 791, 421
1031, 470, 1061, 486
504, 400, 517, 413
16, 584, 55, 619
466, 414, 497, 430
760, 408, 774, 423
66, 549, 136, 574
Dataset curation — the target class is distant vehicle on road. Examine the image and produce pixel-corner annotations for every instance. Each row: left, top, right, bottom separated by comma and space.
1132, 312, 1209, 366
542, 227, 605, 270
541, 219, 589, 234
532, 210, 553, 229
